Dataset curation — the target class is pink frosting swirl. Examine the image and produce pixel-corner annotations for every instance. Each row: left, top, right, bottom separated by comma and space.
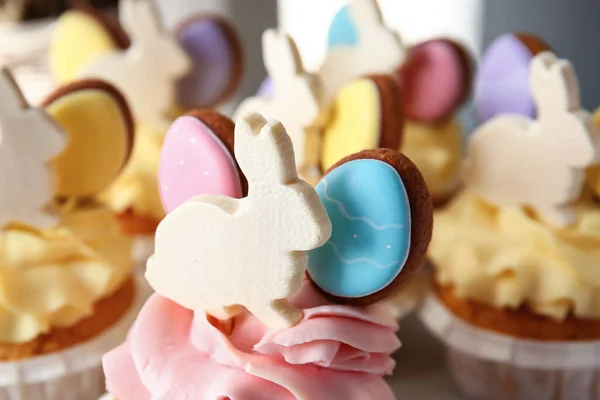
103, 282, 400, 399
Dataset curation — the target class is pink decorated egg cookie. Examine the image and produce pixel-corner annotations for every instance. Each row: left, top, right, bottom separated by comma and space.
398, 39, 472, 123
159, 110, 246, 213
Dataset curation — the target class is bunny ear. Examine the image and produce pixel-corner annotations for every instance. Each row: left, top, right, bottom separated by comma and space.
308, 149, 432, 305
349, 0, 401, 44
399, 39, 473, 123
0, 68, 29, 114
530, 51, 580, 114
42, 79, 134, 199
321, 75, 403, 171
120, 0, 162, 40
262, 29, 304, 80
49, 10, 124, 83
475, 33, 550, 122
234, 112, 298, 186
0, 68, 65, 229
175, 15, 244, 109
349, 0, 384, 31
159, 110, 245, 213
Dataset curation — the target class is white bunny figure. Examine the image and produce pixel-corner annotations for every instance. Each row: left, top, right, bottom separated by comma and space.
318, 0, 407, 102
0, 68, 65, 228
463, 51, 600, 227
146, 112, 332, 328
235, 30, 322, 176
80, 0, 191, 129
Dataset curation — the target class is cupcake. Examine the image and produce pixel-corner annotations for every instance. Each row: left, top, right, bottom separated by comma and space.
420, 51, 600, 399
49, 0, 243, 261
102, 111, 433, 399
0, 71, 141, 399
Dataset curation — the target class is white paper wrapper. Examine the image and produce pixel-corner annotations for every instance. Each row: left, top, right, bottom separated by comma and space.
0, 276, 147, 400
383, 264, 432, 320
419, 293, 600, 400
132, 235, 154, 274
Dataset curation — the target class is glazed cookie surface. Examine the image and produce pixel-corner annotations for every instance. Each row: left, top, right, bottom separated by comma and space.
309, 149, 433, 305
320, 75, 403, 172
43, 79, 134, 199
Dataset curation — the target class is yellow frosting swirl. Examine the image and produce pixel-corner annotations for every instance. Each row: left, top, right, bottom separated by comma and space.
586, 109, 600, 199
401, 118, 463, 200
0, 206, 133, 343
100, 121, 166, 221
429, 191, 600, 321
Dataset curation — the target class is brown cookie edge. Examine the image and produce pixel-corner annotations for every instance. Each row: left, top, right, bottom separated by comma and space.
515, 32, 552, 56
185, 109, 248, 196
42, 78, 135, 173
310, 148, 434, 306
366, 74, 405, 151
69, 0, 131, 49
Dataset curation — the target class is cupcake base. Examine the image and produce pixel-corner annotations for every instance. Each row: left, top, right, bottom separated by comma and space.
0, 276, 146, 400
448, 348, 600, 400
116, 209, 160, 236
436, 285, 600, 341
0, 278, 135, 361
419, 292, 600, 400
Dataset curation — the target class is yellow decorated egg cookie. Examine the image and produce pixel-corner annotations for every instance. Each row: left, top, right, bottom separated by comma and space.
320, 76, 402, 172
43, 80, 134, 199
50, 10, 120, 83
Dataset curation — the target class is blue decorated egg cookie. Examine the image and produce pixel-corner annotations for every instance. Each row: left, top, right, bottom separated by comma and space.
308, 149, 433, 305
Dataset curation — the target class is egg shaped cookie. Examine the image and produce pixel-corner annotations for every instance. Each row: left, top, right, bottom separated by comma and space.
43, 79, 134, 199
398, 39, 473, 123
50, 9, 128, 83
475, 33, 550, 122
308, 148, 433, 305
327, 4, 358, 49
159, 110, 247, 213
175, 15, 244, 109
320, 75, 403, 172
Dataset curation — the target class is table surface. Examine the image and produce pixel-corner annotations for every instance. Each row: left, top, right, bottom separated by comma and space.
390, 313, 465, 400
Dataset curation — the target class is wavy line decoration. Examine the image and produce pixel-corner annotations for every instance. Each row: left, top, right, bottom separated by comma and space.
308, 159, 412, 299
321, 179, 405, 230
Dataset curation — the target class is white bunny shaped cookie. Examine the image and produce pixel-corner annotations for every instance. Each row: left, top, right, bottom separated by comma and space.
80, 0, 191, 129
235, 30, 322, 174
319, 0, 406, 102
146, 112, 332, 328
463, 52, 600, 227
0, 68, 65, 228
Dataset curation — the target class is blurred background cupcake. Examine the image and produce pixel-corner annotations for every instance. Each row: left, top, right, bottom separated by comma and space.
420, 49, 600, 399
0, 71, 143, 399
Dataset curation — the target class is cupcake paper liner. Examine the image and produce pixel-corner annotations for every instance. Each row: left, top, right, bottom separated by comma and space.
132, 235, 154, 273
419, 293, 600, 400
0, 275, 148, 400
